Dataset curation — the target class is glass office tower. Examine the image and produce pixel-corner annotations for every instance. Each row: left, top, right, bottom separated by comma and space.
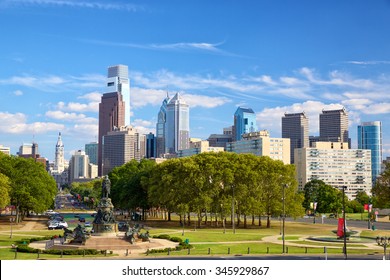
233, 107, 258, 141
358, 121, 382, 183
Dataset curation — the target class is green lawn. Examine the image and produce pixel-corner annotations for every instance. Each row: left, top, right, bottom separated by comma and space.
0, 217, 387, 259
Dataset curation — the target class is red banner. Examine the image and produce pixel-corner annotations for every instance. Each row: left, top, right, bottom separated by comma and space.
337, 218, 344, 238
364, 204, 369, 211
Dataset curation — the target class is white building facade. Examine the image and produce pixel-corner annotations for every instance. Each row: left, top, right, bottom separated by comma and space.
295, 142, 372, 200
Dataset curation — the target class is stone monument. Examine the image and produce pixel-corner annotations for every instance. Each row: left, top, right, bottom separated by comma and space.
92, 175, 117, 235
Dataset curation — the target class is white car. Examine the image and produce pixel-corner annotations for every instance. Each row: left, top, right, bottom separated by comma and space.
48, 221, 68, 230
45, 210, 58, 216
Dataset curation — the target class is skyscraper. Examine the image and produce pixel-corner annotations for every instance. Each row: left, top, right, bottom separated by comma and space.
146, 133, 156, 158
69, 150, 90, 182
156, 95, 170, 157
54, 132, 65, 173
165, 93, 190, 154
98, 91, 125, 176
233, 107, 258, 141
358, 121, 382, 183
85, 142, 98, 165
107, 65, 130, 125
319, 108, 349, 143
282, 112, 309, 164
102, 126, 140, 175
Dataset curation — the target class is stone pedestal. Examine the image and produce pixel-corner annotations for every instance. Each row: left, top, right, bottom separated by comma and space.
92, 198, 117, 236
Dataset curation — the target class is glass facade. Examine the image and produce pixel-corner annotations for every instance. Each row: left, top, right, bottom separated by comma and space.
234, 107, 258, 141
358, 121, 382, 183
166, 93, 189, 154
107, 65, 131, 125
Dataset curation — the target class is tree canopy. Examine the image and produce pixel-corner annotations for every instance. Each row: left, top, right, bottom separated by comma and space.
0, 153, 57, 222
109, 152, 304, 228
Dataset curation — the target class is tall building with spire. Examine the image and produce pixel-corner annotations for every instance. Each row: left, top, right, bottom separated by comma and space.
107, 65, 130, 125
54, 132, 65, 173
156, 94, 170, 157
165, 93, 190, 154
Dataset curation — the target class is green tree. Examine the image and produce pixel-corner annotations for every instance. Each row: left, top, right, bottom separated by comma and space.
316, 183, 342, 214
0, 172, 11, 209
355, 190, 370, 206
0, 154, 57, 222
372, 162, 390, 208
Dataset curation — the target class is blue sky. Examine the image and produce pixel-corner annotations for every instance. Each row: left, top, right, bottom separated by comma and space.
1, 0, 390, 162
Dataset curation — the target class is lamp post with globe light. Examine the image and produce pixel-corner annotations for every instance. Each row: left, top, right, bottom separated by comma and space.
376, 236, 390, 260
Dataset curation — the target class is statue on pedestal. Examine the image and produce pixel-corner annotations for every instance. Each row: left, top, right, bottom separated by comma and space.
92, 175, 117, 235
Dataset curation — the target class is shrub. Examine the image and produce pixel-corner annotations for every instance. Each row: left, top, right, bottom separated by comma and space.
169, 237, 182, 243
155, 234, 171, 240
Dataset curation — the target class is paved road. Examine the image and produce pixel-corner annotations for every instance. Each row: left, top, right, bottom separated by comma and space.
290, 217, 390, 230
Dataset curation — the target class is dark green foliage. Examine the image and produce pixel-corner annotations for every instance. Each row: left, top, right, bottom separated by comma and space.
372, 162, 390, 208
169, 236, 183, 243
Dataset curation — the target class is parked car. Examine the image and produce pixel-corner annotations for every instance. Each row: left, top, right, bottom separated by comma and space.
79, 217, 85, 222
84, 222, 91, 227
48, 221, 68, 230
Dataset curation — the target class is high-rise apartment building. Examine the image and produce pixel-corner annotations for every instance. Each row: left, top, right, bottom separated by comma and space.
102, 126, 140, 175
107, 65, 130, 126
156, 95, 170, 158
165, 93, 190, 154
53, 132, 65, 173
18, 142, 47, 168
0, 145, 10, 155
226, 130, 290, 164
282, 112, 309, 164
69, 150, 90, 182
98, 91, 125, 176
295, 142, 372, 200
233, 107, 258, 141
85, 142, 98, 165
319, 108, 349, 143
358, 121, 383, 183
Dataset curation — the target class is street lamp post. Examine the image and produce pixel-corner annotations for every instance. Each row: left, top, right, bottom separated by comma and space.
282, 183, 289, 254
342, 186, 347, 260
376, 236, 390, 260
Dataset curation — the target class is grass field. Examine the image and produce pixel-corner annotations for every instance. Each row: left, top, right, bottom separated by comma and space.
0, 214, 388, 260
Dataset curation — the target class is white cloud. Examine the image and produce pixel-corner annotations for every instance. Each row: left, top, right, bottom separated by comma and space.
182, 93, 231, 108
361, 103, 390, 114
132, 119, 153, 128
130, 87, 230, 109
56, 101, 99, 112
130, 88, 167, 108
77, 92, 102, 102
341, 99, 373, 110
2, 0, 142, 12
0, 112, 64, 134
13, 90, 23, 96
45, 110, 97, 123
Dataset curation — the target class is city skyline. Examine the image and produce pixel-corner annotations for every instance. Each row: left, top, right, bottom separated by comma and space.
1, 0, 390, 161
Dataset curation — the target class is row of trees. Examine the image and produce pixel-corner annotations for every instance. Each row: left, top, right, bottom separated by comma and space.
303, 179, 371, 214
303, 162, 390, 214
105, 152, 305, 228
0, 153, 57, 222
